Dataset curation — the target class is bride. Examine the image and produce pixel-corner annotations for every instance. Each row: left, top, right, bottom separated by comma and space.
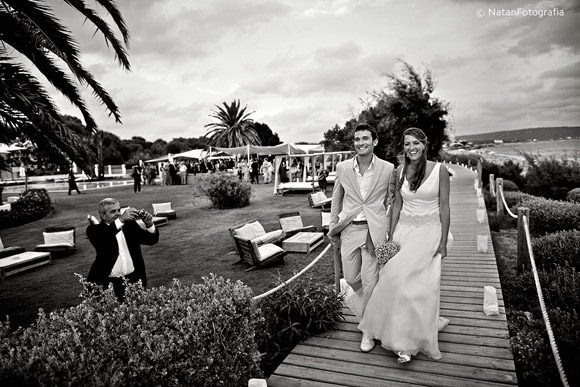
358, 127, 452, 363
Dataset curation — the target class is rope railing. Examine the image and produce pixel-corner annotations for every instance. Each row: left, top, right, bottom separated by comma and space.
522, 215, 570, 387
491, 173, 569, 387
252, 243, 332, 302
497, 183, 518, 219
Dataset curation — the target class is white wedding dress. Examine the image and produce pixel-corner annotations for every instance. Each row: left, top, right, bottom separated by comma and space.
358, 162, 452, 359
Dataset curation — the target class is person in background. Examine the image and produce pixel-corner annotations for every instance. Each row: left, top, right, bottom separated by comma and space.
261, 158, 273, 183
68, 167, 82, 195
131, 166, 141, 193
179, 162, 188, 184
250, 158, 260, 184
317, 167, 329, 193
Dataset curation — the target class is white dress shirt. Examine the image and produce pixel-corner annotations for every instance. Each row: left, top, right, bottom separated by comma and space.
109, 218, 156, 278
352, 155, 376, 222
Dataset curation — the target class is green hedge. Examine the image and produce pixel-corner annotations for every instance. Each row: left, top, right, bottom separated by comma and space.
0, 275, 262, 386
510, 309, 580, 386
0, 189, 51, 229
502, 179, 519, 192
567, 188, 580, 204
518, 195, 580, 236
503, 266, 580, 314
532, 230, 580, 271
197, 173, 252, 209
256, 276, 343, 376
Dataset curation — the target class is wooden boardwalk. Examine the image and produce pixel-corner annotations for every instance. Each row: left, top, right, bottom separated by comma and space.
269, 165, 518, 386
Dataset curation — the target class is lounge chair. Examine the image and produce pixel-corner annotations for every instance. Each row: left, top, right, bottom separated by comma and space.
229, 220, 286, 271
0, 236, 25, 258
278, 212, 315, 237
152, 202, 176, 220
34, 226, 76, 257
308, 191, 332, 208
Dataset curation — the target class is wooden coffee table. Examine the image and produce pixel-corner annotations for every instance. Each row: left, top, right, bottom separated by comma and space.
283, 232, 324, 253
0, 251, 51, 279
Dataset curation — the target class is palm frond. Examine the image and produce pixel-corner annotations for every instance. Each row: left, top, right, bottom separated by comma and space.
0, 17, 98, 131
63, 0, 130, 69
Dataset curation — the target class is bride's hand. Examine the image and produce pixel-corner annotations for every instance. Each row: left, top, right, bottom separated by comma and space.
434, 244, 447, 259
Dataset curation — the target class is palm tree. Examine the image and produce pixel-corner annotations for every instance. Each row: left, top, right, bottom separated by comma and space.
205, 100, 261, 147
0, 0, 130, 175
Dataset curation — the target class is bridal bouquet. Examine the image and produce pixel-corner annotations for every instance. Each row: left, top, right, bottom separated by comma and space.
374, 240, 401, 265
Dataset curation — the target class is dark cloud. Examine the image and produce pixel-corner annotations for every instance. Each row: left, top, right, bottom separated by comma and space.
541, 60, 580, 78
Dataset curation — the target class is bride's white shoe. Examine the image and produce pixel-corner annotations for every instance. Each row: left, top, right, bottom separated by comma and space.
397, 351, 412, 364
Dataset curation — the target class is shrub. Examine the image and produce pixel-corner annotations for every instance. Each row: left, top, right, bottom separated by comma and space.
518, 195, 580, 236
523, 155, 580, 200
567, 188, 580, 204
487, 212, 516, 231
509, 309, 580, 387
532, 230, 580, 271
0, 188, 51, 229
197, 173, 252, 209
503, 191, 536, 209
503, 266, 580, 314
256, 276, 343, 376
0, 274, 263, 386
502, 179, 519, 191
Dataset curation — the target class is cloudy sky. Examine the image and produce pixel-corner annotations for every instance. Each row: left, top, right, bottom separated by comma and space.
47, 0, 580, 143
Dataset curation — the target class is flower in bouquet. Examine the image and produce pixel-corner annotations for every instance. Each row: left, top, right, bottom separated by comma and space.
374, 240, 400, 265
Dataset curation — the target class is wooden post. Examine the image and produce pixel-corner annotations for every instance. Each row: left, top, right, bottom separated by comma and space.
489, 174, 495, 197
516, 207, 530, 274
333, 244, 342, 294
496, 178, 504, 215
477, 158, 483, 188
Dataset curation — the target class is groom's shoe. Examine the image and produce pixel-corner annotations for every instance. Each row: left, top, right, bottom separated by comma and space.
360, 333, 375, 352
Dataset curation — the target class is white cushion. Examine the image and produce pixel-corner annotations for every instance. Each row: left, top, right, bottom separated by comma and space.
152, 202, 173, 214
257, 243, 285, 261
0, 203, 11, 212
279, 216, 304, 232
312, 191, 327, 204
321, 211, 331, 227
43, 230, 75, 247
234, 221, 265, 240
253, 229, 284, 244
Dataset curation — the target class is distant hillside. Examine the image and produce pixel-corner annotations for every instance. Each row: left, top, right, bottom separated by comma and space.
456, 126, 579, 143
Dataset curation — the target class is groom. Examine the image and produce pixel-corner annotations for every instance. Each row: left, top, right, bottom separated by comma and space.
329, 123, 394, 352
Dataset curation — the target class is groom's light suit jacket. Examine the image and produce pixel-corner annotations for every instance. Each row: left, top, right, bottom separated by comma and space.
330, 156, 394, 247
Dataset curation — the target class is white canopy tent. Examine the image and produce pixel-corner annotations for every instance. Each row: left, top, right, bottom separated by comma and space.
273, 150, 353, 195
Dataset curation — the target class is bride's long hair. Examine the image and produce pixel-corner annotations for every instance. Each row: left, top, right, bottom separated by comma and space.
398, 127, 429, 193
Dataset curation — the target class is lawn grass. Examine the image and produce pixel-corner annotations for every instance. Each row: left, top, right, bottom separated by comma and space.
0, 179, 334, 328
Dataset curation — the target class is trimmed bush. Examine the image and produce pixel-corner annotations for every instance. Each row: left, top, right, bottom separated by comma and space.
567, 188, 580, 204
503, 191, 535, 209
503, 266, 580, 314
197, 172, 252, 209
0, 188, 51, 229
509, 309, 580, 387
523, 155, 580, 200
532, 230, 580, 271
0, 274, 263, 386
487, 212, 516, 231
518, 195, 580, 236
256, 276, 343, 376
502, 179, 519, 192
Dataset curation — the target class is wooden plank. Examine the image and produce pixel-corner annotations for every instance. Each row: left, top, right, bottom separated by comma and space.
302, 336, 516, 371
291, 345, 517, 384
281, 354, 515, 387
270, 364, 421, 387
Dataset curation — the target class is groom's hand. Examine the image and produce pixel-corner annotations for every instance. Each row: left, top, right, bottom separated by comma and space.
329, 235, 341, 247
